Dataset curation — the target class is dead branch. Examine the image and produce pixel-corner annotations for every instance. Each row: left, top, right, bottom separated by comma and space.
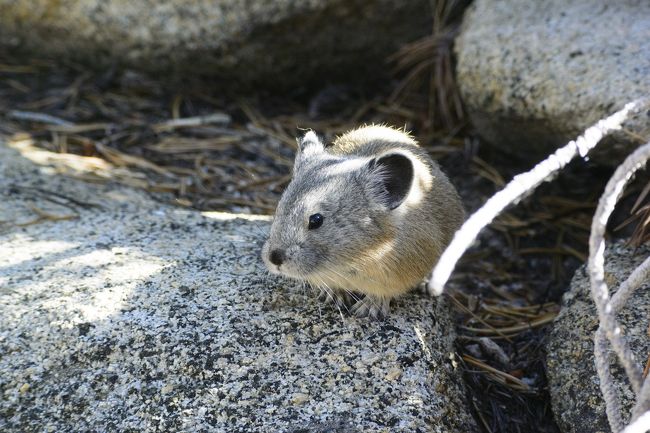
428, 99, 645, 296
588, 141, 650, 431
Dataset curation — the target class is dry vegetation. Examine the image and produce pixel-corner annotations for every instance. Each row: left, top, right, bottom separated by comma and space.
0, 3, 647, 431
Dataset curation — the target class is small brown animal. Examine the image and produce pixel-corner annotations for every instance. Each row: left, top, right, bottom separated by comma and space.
262, 125, 464, 318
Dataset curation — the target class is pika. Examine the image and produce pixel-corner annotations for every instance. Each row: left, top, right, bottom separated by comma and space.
262, 125, 464, 318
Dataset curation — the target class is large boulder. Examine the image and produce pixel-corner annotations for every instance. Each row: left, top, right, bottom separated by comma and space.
455, 0, 650, 165
0, 140, 476, 432
546, 241, 650, 433
0, 0, 431, 90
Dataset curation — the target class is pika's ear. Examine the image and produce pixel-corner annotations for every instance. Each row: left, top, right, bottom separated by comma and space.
365, 152, 414, 210
297, 130, 324, 154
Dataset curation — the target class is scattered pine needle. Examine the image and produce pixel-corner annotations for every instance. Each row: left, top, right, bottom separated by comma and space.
16, 204, 78, 227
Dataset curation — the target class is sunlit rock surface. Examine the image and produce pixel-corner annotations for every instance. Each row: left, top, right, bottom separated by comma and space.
456, 0, 650, 165
0, 141, 476, 432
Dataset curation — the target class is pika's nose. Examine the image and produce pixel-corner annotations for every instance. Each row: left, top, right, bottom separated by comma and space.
269, 249, 285, 266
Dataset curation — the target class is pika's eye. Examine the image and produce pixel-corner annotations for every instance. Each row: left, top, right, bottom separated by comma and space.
308, 213, 324, 230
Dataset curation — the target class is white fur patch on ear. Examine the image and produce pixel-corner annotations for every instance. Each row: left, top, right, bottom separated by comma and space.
324, 158, 367, 176
302, 130, 319, 145
298, 131, 324, 156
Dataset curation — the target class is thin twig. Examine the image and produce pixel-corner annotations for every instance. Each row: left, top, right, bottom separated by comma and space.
462, 354, 532, 393
459, 312, 557, 337
8, 110, 74, 126
153, 113, 231, 132
16, 205, 79, 227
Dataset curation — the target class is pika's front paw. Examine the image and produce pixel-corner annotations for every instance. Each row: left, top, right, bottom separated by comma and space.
416, 279, 430, 294
351, 296, 390, 319
317, 288, 356, 309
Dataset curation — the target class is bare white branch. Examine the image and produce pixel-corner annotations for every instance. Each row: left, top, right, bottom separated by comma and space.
428, 100, 643, 296
589, 142, 650, 395
610, 256, 650, 313
634, 380, 650, 426
595, 328, 625, 432
588, 141, 650, 431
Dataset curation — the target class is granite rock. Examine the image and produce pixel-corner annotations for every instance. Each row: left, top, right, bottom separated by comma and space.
546, 241, 650, 433
455, 0, 650, 165
0, 140, 476, 432
0, 0, 431, 91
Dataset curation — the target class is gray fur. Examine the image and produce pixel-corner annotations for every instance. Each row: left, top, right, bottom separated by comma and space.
262, 125, 465, 318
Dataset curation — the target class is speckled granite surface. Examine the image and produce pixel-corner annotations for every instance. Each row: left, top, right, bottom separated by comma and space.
0, 141, 476, 432
546, 241, 650, 433
0, 0, 430, 90
456, 0, 650, 165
